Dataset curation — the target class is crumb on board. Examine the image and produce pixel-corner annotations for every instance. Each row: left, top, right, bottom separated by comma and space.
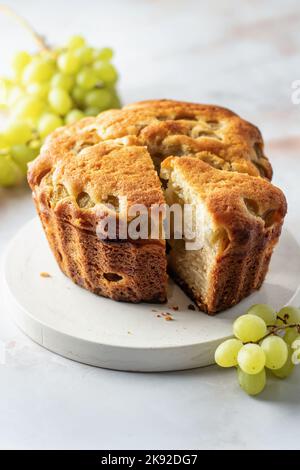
40, 272, 51, 278
151, 309, 158, 312
168, 305, 179, 311
156, 314, 161, 318
188, 304, 196, 311
165, 315, 174, 321
127, 331, 133, 335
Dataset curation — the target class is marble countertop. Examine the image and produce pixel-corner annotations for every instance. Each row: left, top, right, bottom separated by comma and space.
0, 0, 300, 450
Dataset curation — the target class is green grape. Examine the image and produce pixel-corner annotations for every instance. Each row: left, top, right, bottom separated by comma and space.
65, 109, 85, 125
67, 35, 86, 50
71, 85, 86, 107
247, 304, 277, 325
291, 336, 300, 349
76, 67, 98, 90
48, 88, 72, 115
11, 144, 39, 173
272, 346, 295, 378
277, 306, 300, 325
12, 51, 31, 79
237, 343, 265, 374
291, 347, 300, 365
74, 46, 94, 65
284, 327, 299, 345
84, 88, 111, 109
93, 47, 113, 61
260, 335, 288, 370
13, 96, 45, 121
84, 106, 101, 116
22, 58, 54, 84
233, 314, 267, 343
57, 52, 80, 74
4, 120, 32, 145
237, 367, 266, 395
214, 338, 243, 367
38, 113, 63, 138
0, 154, 23, 187
93, 61, 118, 84
51, 73, 74, 91
27, 82, 50, 99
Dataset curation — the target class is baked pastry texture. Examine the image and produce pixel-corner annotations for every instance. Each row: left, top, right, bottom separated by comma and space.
161, 157, 286, 313
28, 99, 287, 313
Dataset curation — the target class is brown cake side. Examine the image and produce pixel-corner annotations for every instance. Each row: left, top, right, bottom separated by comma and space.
28, 137, 168, 303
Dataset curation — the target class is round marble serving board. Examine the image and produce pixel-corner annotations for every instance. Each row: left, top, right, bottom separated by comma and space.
3, 217, 300, 371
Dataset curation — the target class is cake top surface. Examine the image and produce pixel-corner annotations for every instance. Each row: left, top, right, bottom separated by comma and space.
28, 99, 272, 197
27, 99, 277, 232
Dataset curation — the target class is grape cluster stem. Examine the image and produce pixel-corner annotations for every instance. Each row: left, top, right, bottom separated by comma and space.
0, 4, 50, 51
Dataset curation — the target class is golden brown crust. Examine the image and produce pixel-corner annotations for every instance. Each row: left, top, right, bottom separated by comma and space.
28, 99, 284, 311
161, 157, 287, 313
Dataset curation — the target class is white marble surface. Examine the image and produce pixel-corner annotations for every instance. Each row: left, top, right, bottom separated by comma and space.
0, 0, 300, 450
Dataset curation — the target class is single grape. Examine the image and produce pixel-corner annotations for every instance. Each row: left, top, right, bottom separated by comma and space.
48, 88, 72, 115
71, 86, 86, 107
65, 109, 85, 125
0, 154, 23, 187
272, 346, 295, 378
12, 51, 31, 79
13, 96, 45, 121
57, 52, 80, 74
93, 61, 118, 84
27, 82, 50, 99
22, 58, 54, 84
291, 336, 300, 350
11, 144, 39, 173
237, 367, 266, 396
74, 46, 94, 65
291, 348, 300, 365
277, 306, 300, 325
67, 35, 86, 50
51, 73, 74, 91
284, 327, 299, 346
237, 343, 266, 374
247, 304, 277, 325
76, 67, 98, 90
38, 113, 63, 138
84, 88, 111, 109
93, 47, 113, 61
233, 314, 267, 343
260, 335, 288, 370
214, 338, 243, 367
84, 106, 101, 116
4, 120, 32, 145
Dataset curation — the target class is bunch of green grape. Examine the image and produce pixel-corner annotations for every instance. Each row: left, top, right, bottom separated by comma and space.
215, 304, 300, 396
0, 35, 121, 188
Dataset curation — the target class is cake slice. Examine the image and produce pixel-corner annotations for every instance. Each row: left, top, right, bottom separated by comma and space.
160, 156, 287, 314
28, 133, 168, 303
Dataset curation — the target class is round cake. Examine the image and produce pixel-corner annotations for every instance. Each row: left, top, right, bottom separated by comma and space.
27, 100, 287, 313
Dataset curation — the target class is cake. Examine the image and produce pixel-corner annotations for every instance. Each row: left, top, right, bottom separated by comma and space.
28, 99, 287, 314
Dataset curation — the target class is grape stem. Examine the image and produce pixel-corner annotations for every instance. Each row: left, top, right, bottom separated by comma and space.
0, 5, 50, 51
262, 323, 300, 341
